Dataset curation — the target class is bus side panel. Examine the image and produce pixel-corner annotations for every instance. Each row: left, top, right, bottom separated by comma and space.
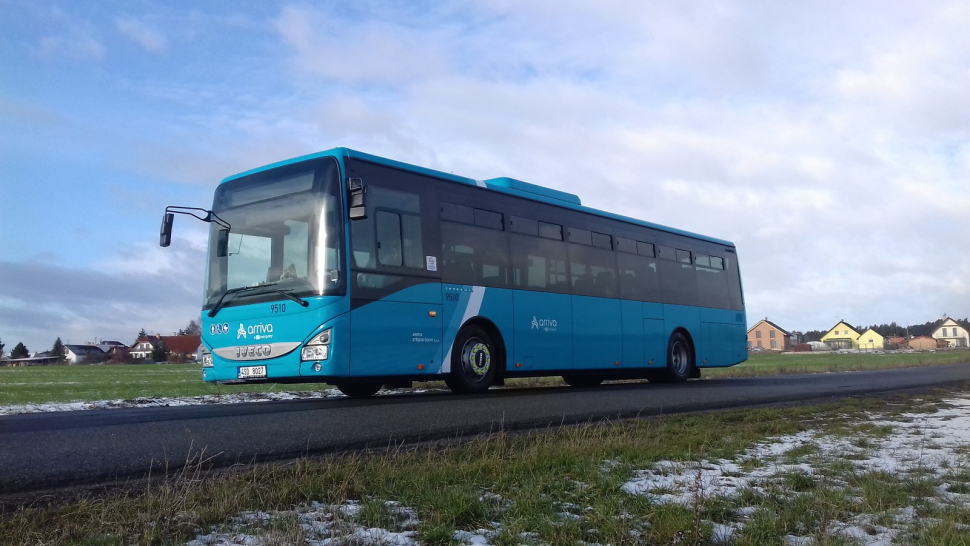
440, 284, 479, 373
620, 300, 644, 367
643, 302, 665, 368
662, 303, 701, 359
440, 286, 513, 373
512, 290, 572, 371
479, 287, 513, 369
572, 295, 622, 369
698, 307, 744, 367
350, 284, 443, 377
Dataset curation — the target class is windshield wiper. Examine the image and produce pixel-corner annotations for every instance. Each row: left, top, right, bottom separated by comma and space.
207, 283, 310, 317
207, 282, 278, 318
268, 289, 309, 308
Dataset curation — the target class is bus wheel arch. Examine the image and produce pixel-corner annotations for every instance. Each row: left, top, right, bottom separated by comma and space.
445, 317, 506, 394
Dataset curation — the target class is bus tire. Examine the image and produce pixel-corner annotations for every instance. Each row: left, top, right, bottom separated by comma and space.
445, 324, 497, 394
336, 382, 382, 398
562, 374, 604, 387
665, 331, 694, 383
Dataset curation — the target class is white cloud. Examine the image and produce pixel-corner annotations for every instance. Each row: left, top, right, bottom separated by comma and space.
273, 5, 449, 86
37, 31, 105, 61
115, 17, 167, 54
6, 0, 968, 348
263, 1, 969, 331
0, 230, 206, 350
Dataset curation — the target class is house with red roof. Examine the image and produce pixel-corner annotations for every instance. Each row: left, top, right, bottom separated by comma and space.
129, 334, 201, 362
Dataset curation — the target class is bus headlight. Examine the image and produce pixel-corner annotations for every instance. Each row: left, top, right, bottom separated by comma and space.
201, 348, 213, 368
301, 328, 331, 361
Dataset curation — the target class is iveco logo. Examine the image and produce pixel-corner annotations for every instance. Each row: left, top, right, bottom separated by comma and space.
236, 345, 272, 358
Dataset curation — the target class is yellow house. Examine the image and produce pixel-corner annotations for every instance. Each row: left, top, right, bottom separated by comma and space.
856, 328, 886, 351
820, 321, 861, 349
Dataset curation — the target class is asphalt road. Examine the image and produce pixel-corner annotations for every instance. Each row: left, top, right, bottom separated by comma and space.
2, 363, 970, 495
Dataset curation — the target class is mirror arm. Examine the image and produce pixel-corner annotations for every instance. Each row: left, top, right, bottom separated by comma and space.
164, 206, 232, 231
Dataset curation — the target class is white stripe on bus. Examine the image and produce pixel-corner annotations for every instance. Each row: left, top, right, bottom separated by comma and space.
440, 285, 486, 374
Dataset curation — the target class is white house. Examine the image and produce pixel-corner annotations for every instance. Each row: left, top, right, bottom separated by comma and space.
64, 344, 107, 364
130, 337, 156, 360
932, 318, 969, 348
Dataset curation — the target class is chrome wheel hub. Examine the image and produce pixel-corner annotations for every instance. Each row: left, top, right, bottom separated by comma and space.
671, 341, 688, 375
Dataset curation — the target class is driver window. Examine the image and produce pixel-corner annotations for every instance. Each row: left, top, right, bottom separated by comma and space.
280, 220, 309, 280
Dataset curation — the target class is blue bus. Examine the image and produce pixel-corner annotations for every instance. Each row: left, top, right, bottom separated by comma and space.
160, 148, 746, 397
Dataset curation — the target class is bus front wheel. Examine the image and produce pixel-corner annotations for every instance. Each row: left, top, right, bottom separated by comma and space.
336, 382, 382, 398
664, 331, 694, 383
445, 324, 498, 394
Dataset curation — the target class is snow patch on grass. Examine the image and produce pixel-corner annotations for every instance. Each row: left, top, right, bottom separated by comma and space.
0, 388, 442, 415
186, 500, 420, 546
622, 395, 970, 544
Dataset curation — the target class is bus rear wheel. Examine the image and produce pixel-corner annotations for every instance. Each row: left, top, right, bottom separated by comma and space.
445, 324, 498, 394
562, 374, 604, 387
664, 331, 694, 383
336, 382, 382, 398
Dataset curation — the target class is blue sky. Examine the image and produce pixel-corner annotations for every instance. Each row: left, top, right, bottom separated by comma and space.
1, 0, 968, 353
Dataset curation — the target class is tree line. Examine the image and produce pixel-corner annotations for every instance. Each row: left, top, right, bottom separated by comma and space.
0, 318, 203, 363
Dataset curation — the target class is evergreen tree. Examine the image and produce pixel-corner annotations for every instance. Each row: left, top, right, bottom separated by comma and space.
152, 341, 169, 363
0, 336, 5, 360
51, 337, 65, 362
137, 328, 148, 339
10, 342, 29, 359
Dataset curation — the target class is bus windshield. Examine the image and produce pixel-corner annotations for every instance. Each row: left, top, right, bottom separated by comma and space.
203, 161, 344, 308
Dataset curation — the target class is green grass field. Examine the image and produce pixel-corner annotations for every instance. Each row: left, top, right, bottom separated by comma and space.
0, 364, 333, 406
704, 349, 970, 378
1, 350, 967, 407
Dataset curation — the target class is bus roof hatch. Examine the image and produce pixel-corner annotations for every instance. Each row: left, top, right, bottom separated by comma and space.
484, 177, 582, 206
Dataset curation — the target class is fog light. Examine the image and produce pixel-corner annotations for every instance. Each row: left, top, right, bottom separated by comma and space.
301, 345, 329, 361
313, 363, 322, 372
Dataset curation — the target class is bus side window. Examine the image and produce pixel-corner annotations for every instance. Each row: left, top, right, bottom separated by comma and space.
441, 221, 510, 288
401, 214, 423, 269
568, 243, 618, 298
724, 253, 744, 310
617, 252, 660, 302
510, 234, 567, 292
695, 253, 730, 309
376, 211, 403, 266
351, 185, 423, 272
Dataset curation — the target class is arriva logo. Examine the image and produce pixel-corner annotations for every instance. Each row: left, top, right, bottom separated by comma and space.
531, 316, 558, 331
237, 323, 274, 340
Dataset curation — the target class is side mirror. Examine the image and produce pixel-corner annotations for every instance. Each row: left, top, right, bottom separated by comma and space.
159, 213, 174, 247
348, 177, 367, 220
216, 229, 230, 258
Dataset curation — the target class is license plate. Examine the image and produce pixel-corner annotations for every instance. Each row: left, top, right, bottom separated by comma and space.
237, 365, 267, 379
